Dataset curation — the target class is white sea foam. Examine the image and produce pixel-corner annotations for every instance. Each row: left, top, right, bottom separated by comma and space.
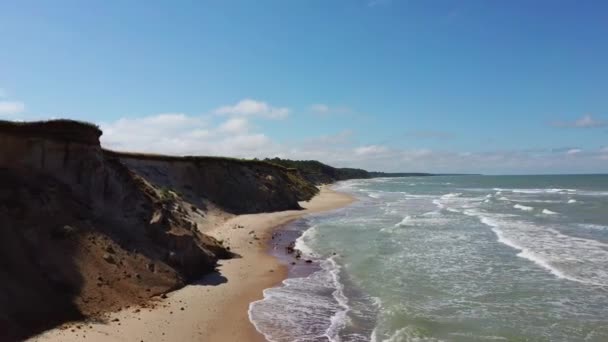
379, 326, 446, 342
395, 215, 412, 227
324, 257, 350, 341
441, 192, 462, 199
510, 188, 575, 194
249, 256, 351, 342
514, 204, 534, 211
471, 211, 608, 287
510, 198, 562, 204
578, 223, 608, 231
567, 199, 577, 204
577, 190, 608, 196
542, 209, 558, 215
294, 225, 319, 257
432, 199, 445, 209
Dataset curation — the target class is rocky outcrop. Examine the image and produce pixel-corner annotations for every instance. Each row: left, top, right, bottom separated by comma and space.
0, 119, 317, 341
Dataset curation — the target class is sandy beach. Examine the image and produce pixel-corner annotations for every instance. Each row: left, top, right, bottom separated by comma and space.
30, 186, 355, 342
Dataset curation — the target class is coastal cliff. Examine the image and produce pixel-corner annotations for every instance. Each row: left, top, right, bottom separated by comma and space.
0, 120, 317, 341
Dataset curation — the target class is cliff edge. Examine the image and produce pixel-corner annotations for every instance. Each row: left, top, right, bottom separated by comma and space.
0, 120, 318, 341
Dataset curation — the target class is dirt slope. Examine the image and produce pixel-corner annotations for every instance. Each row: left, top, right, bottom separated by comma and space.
0, 120, 316, 341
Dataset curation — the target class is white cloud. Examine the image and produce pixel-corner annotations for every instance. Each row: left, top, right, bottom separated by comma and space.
218, 117, 250, 134
552, 114, 607, 128
95, 99, 608, 174
98, 111, 608, 174
0, 101, 25, 116
100, 112, 276, 158
215, 98, 289, 119
100, 109, 608, 174
310, 104, 329, 114
566, 149, 582, 155
354, 145, 388, 156
310, 103, 352, 116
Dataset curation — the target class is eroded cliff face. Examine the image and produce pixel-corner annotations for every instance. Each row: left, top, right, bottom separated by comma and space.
0, 120, 316, 341
114, 153, 318, 214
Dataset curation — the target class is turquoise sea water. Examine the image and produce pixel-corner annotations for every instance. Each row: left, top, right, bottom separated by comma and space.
250, 175, 608, 342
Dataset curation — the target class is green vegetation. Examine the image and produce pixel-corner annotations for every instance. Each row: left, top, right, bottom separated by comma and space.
369, 171, 434, 177
264, 158, 370, 184
0, 119, 100, 130
0, 119, 102, 144
265, 158, 434, 184
159, 187, 174, 200
105, 150, 292, 170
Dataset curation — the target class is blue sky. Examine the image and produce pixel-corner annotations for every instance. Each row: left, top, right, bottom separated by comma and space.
1, 0, 607, 174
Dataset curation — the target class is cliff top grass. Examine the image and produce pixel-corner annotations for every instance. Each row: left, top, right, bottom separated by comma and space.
105, 149, 294, 171
0, 119, 102, 144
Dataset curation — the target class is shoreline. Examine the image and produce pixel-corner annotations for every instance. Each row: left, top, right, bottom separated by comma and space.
31, 186, 355, 342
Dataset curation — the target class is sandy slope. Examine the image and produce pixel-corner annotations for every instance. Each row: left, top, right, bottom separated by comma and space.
30, 187, 355, 342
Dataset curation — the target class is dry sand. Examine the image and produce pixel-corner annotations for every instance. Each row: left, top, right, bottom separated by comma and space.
30, 186, 355, 342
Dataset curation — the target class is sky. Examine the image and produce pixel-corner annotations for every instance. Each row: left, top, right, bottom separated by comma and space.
1, 0, 607, 174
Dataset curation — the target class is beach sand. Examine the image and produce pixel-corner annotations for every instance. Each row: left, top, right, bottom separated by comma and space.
30, 186, 355, 342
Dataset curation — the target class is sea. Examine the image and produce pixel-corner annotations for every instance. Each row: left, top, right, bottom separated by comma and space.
249, 175, 608, 342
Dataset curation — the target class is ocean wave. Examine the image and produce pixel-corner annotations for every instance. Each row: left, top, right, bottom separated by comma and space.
469, 211, 608, 287
573, 190, 608, 197
294, 225, 319, 257
514, 204, 534, 211
395, 215, 412, 227
372, 326, 445, 342
249, 257, 350, 342
401, 193, 440, 199
509, 198, 563, 204
541, 209, 558, 215
325, 257, 349, 341
567, 199, 577, 204
578, 223, 608, 231
432, 199, 444, 209
494, 188, 577, 194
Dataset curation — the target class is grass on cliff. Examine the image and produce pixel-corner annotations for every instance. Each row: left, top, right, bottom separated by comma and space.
0, 119, 101, 133
105, 150, 294, 171
0, 119, 102, 144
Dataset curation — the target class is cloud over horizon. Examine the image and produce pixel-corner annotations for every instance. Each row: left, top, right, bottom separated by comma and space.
97, 100, 608, 175
551, 114, 607, 128
0, 101, 25, 116
215, 99, 290, 119
310, 104, 353, 116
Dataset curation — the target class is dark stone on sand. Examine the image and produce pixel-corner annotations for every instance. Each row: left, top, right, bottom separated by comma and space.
102, 253, 115, 264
